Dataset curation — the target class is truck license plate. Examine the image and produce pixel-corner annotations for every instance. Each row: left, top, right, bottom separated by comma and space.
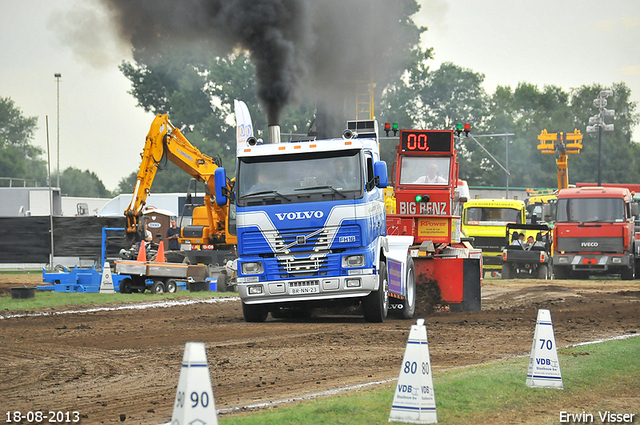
289, 286, 319, 295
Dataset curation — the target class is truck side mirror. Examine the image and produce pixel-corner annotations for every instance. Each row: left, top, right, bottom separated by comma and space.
374, 161, 388, 188
541, 204, 552, 222
214, 168, 228, 206
631, 202, 639, 219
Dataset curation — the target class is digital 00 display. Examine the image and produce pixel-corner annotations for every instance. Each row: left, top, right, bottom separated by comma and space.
399, 130, 453, 153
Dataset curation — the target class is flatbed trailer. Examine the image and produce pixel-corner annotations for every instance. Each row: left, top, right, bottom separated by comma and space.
114, 260, 208, 294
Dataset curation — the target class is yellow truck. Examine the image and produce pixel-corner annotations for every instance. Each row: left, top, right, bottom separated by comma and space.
525, 189, 556, 224
461, 199, 527, 276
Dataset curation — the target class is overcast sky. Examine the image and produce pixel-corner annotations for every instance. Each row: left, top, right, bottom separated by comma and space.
1, 0, 639, 192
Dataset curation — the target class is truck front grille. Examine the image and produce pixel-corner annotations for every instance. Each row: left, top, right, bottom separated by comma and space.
277, 256, 329, 276
271, 228, 331, 254
557, 237, 623, 253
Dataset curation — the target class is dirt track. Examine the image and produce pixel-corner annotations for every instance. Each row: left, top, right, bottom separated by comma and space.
1, 275, 639, 424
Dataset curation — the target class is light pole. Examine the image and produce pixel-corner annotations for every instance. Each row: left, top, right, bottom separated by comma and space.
54, 73, 61, 188
468, 133, 514, 198
586, 90, 615, 186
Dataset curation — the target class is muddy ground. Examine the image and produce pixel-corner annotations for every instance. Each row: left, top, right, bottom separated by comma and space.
1, 275, 639, 424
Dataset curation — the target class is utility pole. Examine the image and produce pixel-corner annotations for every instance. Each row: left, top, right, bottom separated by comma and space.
54, 73, 61, 188
586, 90, 615, 186
468, 133, 514, 198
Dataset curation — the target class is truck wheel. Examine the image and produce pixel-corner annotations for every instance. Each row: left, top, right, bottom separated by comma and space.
398, 256, 416, 320
501, 264, 512, 279
217, 272, 229, 292
553, 266, 568, 279
120, 278, 133, 294
242, 302, 268, 322
537, 264, 549, 280
165, 279, 177, 293
363, 260, 389, 323
151, 281, 166, 294
621, 262, 635, 280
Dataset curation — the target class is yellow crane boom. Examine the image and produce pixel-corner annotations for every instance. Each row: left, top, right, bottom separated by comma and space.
537, 129, 583, 190
124, 114, 236, 248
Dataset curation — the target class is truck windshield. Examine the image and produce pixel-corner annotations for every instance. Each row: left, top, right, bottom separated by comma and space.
237, 149, 362, 205
464, 207, 522, 225
556, 198, 625, 222
399, 157, 450, 185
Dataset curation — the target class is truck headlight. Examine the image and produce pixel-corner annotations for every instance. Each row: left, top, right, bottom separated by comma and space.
242, 261, 264, 275
248, 285, 263, 294
342, 255, 365, 268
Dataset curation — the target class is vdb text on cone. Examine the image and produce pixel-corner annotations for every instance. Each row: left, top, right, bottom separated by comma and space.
526, 308, 563, 389
170, 342, 218, 425
389, 318, 438, 424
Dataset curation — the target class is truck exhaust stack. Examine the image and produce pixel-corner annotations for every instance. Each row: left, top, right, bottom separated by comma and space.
269, 125, 281, 144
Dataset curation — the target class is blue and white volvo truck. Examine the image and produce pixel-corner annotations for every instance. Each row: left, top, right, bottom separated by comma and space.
213, 120, 416, 322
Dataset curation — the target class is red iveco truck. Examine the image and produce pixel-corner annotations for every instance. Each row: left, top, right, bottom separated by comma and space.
553, 186, 639, 280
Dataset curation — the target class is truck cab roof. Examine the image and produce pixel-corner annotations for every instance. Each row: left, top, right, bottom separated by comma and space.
558, 186, 632, 201
237, 137, 378, 158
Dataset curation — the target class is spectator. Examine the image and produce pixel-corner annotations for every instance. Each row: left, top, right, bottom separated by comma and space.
511, 233, 525, 248
145, 223, 153, 242
166, 219, 181, 251
526, 235, 535, 247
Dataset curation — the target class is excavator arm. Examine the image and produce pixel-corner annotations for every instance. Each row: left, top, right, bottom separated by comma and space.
124, 114, 232, 246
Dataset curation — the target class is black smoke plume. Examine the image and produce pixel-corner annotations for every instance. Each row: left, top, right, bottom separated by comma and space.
97, 0, 420, 127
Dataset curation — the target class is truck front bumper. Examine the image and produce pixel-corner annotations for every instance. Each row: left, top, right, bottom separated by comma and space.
554, 253, 632, 271
481, 252, 503, 269
238, 274, 379, 305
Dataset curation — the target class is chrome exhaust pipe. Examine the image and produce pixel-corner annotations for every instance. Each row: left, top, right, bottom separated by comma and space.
268, 125, 281, 144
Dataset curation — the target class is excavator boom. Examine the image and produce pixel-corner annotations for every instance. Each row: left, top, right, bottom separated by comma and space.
124, 114, 234, 248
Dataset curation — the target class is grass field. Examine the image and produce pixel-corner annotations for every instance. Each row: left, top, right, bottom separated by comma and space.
218, 337, 640, 425
0, 288, 236, 312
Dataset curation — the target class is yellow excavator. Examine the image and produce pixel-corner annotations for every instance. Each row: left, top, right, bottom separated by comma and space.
124, 114, 236, 267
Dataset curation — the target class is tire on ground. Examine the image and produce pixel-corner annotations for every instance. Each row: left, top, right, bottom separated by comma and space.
553, 265, 569, 279
362, 259, 389, 323
120, 277, 133, 294
165, 279, 178, 293
537, 264, 549, 279
621, 261, 635, 280
151, 280, 165, 294
501, 263, 512, 279
242, 302, 269, 322
397, 256, 416, 320
217, 272, 229, 292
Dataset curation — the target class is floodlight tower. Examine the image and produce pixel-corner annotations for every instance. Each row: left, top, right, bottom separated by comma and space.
586, 90, 615, 186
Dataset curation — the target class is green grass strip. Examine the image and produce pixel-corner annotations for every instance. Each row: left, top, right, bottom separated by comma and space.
220, 337, 640, 425
0, 289, 236, 312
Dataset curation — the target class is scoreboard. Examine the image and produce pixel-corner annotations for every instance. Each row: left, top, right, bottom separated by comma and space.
399, 130, 453, 154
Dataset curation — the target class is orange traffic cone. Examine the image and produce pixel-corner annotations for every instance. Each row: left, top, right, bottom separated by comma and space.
155, 240, 166, 263
137, 241, 146, 262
